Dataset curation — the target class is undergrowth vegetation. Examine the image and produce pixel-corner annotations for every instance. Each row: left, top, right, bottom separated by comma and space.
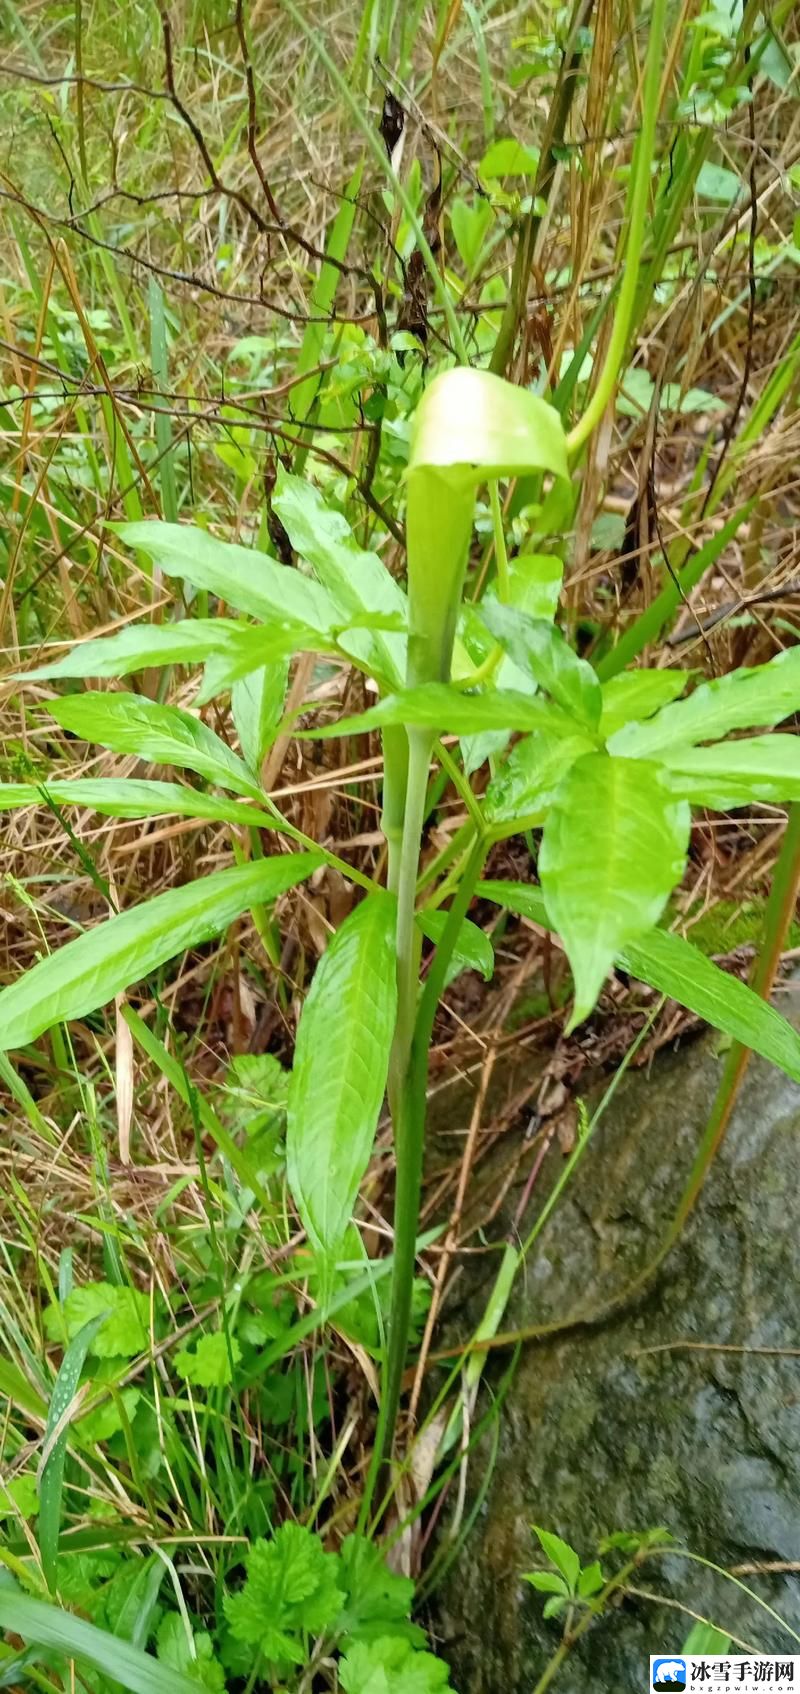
2, 0, 800, 1687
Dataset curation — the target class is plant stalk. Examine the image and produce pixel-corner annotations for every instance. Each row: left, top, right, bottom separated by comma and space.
490, 0, 596, 378
566, 0, 667, 455
366, 833, 490, 1519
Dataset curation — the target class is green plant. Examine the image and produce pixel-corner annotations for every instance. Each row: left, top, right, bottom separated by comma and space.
521, 1522, 800, 1690
8, 351, 800, 1510
4, 14, 800, 1685
0, 1524, 455, 1694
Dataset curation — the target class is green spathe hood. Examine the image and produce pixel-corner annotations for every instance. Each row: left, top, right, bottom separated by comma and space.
405, 368, 569, 686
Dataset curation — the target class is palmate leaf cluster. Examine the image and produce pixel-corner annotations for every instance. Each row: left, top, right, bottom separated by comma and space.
0, 1529, 451, 1694
221, 1525, 453, 1689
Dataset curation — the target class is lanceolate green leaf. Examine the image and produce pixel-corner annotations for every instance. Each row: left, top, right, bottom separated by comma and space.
598, 670, 689, 739
38, 1312, 109, 1589
480, 601, 601, 728
114, 520, 339, 632
0, 1580, 199, 1694
478, 879, 800, 1084
18, 620, 291, 682
416, 908, 494, 982
619, 926, 800, 1082
0, 779, 281, 828
0, 854, 319, 1052
287, 895, 397, 1260
272, 469, 407, 686
492, 554, 564, 624
658, 734, 800, 808
484, 727, 595, 825
609, 647, 800, 759
48, 693, 261, 799
539, 756, 690, 1027
303, 684, 580, 739
232, 662, 289, 772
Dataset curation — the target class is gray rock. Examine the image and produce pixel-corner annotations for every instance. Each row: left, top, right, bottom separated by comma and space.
433, 1018, 800, 1693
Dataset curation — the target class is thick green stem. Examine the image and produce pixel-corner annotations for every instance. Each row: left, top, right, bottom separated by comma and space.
387, 729, 432, 1111
365, 835, 489, 1521
566, 0, 667, 456
381, 725, 410, 900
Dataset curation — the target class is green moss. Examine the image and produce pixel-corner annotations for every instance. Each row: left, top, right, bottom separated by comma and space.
679, 899, 800, 957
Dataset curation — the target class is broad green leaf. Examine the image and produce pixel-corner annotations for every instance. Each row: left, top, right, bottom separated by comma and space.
232, 661, 288, 771
577, 1561, 604, 1598
658, 734, 800, 808
0, 853, 319, 1051
194, 632, 317, 701
287, 895, 397, 1258
174, 1332, 241, 1388
539, 756, 690, 1027
483, 727, 594, 825
523, 1571, 570, 1597
479, 137, 539, 178
43, 1282, 148, 1356
459, 560, 556, 773
272, 470, 407, 685
339, 1635, 455, 1694
599, 670, 688, 739
460, 553, 565, 765
0, 1579, 200, 1694
336, 1534, 421, 1646
609, 647, 800, 759
0, 778, 280, 828
477, 880, 800, 1082
39, 1312, 110, 1590
479, 602, 601, 727
450, 196, 493, 272
406, 368, 569, 686
531, 1527, 580, 1591
193, 613, 403, 702
48, 692, 261, 799
497, 554, 564, 624
18, 620, 289, 682
696, 160, 742, 203
303, 683, 579, 739
417, 908, 494, 981
114, 520, 339, 631
223, 1523, 343, 1665
0, 1471, 38, 1520
157, 1615, 225, 1693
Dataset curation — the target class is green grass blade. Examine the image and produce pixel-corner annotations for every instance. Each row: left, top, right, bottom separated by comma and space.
38, 1312, 109, 1588
595, 501, 756, 681
148, 278, 179, 523
0, 1580, 199, 1694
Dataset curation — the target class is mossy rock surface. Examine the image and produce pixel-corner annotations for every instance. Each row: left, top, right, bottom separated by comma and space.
434, 997, 800, 1693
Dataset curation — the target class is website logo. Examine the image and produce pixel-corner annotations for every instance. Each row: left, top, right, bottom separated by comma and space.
653, 1660, 687, 1692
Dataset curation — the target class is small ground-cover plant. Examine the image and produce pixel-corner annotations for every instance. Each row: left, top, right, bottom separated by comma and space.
0, 1519, 456, 1694
521, 1520, 800, 1691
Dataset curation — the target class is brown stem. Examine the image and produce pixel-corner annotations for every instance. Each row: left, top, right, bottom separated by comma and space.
490, 0, 596, 377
